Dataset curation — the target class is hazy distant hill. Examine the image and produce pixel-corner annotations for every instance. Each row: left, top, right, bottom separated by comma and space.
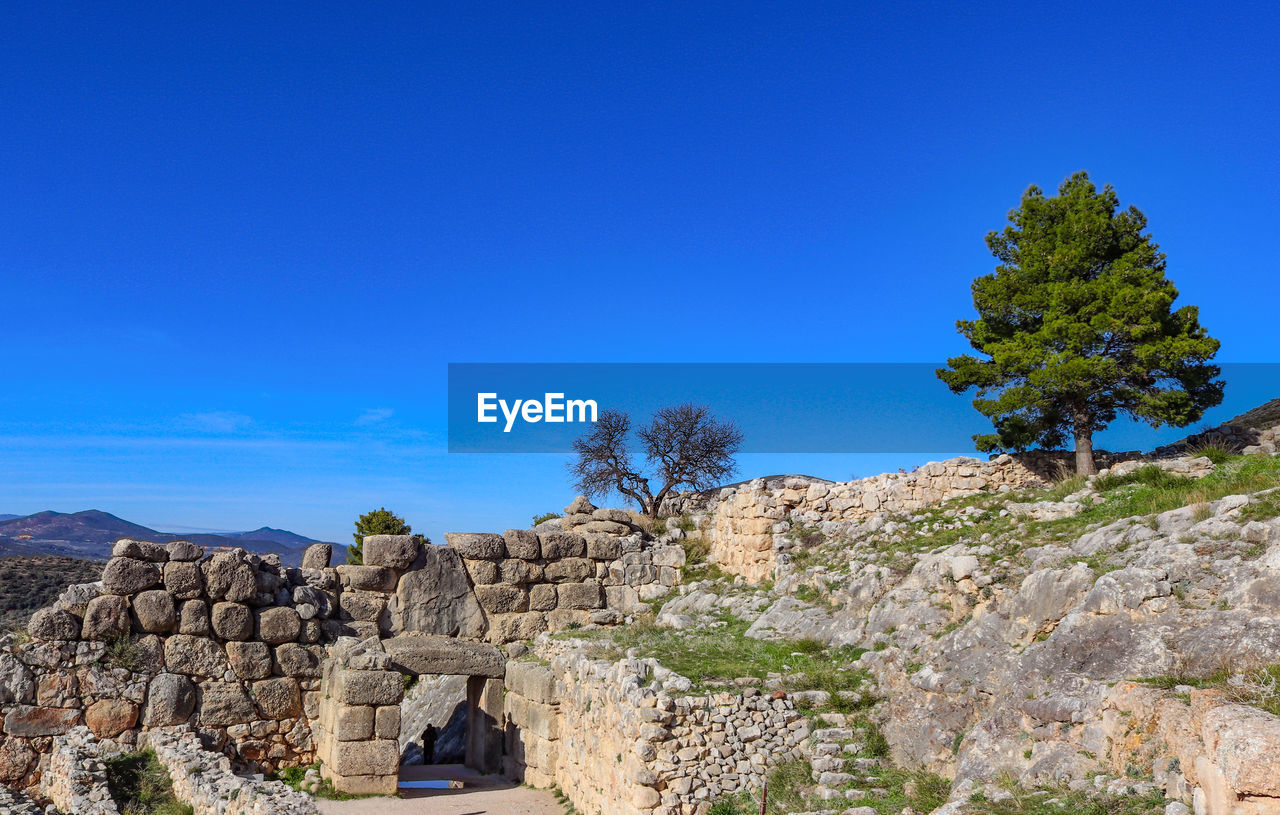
0, 514, 21, 522
0, 510, 343, 566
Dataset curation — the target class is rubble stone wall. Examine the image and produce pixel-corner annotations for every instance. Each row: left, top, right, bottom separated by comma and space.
504, 640, 809, 815
674, 452, 1141, 583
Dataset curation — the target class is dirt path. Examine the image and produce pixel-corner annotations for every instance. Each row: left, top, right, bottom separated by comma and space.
315, 765, 566, 815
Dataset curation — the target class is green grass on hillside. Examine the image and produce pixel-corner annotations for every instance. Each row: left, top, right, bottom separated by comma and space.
571, 615, 870, 707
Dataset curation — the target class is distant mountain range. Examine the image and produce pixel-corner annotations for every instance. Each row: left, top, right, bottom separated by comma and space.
0, 510, 344, 566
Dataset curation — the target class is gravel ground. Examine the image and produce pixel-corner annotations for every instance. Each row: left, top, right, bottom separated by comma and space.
316, 764, 565, 815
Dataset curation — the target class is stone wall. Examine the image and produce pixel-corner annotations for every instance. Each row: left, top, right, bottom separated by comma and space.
39, 727, 118, 815
447, 496, 687, 643
0, 503, 689, 805
144, 725, 317, 815
504, 638, 809, 815
673, 452, 1140, 584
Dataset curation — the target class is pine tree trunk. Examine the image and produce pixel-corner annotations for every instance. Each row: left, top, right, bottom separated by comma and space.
1073, 417, 1097, 476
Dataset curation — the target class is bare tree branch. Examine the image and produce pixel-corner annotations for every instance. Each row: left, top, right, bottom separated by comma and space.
569, 403, 743, 516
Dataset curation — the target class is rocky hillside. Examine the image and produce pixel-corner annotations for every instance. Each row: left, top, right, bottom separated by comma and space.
0, 556, 102, 632
570, 424, 1280, 814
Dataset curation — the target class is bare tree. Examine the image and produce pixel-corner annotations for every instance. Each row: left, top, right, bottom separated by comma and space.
570, 404, 743, 516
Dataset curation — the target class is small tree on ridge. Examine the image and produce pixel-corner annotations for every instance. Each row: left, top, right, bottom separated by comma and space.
349, 507, 427, 564
570, 403, 743, 516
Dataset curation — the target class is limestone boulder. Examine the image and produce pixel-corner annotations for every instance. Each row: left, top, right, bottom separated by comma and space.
165, 540, 204, 561
274, 643, 323, 678
163, 634, 230, 677
27, 607, 81, 641
503, 529, 541, 560
362, 535, 421, 569
0, 737, 36, 783
141, 673, 196, 726
113, 539, 168, 561
251, 677, 301, 719
557, 581, 603, 610
85, 698, 138, 738
301, 542, 333, 569
210, 602, 253, 641
444, 533, 505, 560
131, 589, 177, 634
202, 551, 256, 602
226, 641, 272, 680
383, 634, 505, 677
336, 565, 397, 592
0, 654, 34, 705
101, 557, 162, 595
57, 582, 102, 616
3, 705, 81, 736
475, 584, 529, 614
539, 532, 586, 559
197, 681, 255, 726
82, 595, 131, 641
163, 560, 204, 599
179, 599, 211, 635
256, 606, 301, 644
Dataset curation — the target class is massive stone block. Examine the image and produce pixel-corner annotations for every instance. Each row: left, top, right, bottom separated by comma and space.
163, 560, 204, 599
101, 557, 162, 595
445, 533, 505, 560
539, 532, 586, 559
503, 529, 541, 560
3, 705, 81, 736
85, 698, 138, 738
362, 535, 421, 569
211, 602, 253, 641
163, 634, 230, 678
544, 558, 594, 583
197, 681, 255, 726
131, 589, 177, 634
333, 670, 404, 706
274, 643, 324, 678
179, 599, 211, 635
336, 565, 397, 592
252, 677, 301, 718
202, 552, 256, 602
392, 545, 486, 638
328, 739, 400, 777
226, 641, 272, 680
82, 595, 131, 641
301, 542, 333, 569
382, 634, 505, 678
142, 673, 196, 726
475, 584, 529, 614
255, 606, 301, 644
557, 581, 604, 610
27, 608, 80, 641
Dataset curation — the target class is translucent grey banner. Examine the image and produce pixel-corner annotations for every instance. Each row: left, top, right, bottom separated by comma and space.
447, 363, 1279, 454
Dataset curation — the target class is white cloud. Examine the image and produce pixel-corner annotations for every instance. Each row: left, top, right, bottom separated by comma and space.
176, 411, 254, 434
355, 408, 395, 426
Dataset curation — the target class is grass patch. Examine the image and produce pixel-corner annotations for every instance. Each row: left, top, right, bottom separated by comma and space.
271, 763, 381, 800
970, 784, 1166, 815
1238, 490, 1280, 523
102, 634, 142, 671
572, 615, 870, 708
1138, 663, 1280, 716
104, 750, 194, 815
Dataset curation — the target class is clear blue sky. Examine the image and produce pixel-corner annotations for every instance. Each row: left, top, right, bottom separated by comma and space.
2, 2, 1277, 544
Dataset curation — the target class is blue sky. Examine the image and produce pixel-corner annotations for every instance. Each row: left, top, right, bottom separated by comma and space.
2, 2, 1277, 544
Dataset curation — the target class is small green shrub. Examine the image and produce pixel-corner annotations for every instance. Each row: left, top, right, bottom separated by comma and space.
532, 512, 560, 526
104, 750, 193, 815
